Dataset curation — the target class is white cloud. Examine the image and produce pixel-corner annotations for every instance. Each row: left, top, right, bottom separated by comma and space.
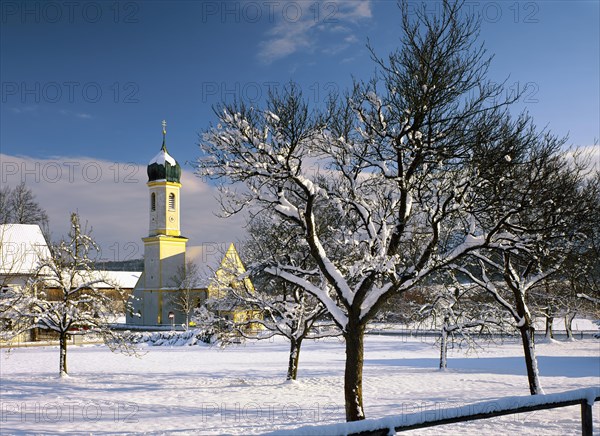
340, 1, 373, 20
0, 154, 247, 262
257, 0, 373, 64
563, 144, 600, 173
258, 15, 315, 63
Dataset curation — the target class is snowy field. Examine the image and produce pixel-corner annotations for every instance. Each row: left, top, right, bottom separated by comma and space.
1, 334, 599, 435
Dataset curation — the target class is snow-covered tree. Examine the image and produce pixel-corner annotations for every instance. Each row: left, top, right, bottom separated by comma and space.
191, 304, 228, 344
572, 172, 600, 315
528, 280, 560, 340
196, 1, 570, 420
417, 279, 511, 370
231, 279, 339, 380
454, 150, 599, 394
553, 281, 596, 340
0, 213, 134, 377
233, 214, 340, 380
531, 169, 600, 340
454, 254, 550, 394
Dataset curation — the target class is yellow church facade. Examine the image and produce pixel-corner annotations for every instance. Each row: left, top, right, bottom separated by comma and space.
126, 122, 253, 328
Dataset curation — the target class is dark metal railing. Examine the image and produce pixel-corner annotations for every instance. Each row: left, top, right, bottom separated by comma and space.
281, 388, 600, 436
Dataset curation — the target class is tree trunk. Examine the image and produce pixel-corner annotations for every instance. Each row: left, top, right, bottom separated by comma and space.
59, 332, 68, 377
565, 312, 576, 340
286, 338, 302, 381
544, 312, 554, 339
439, 322, 448, 370
344, 319, 365, 421
519, 325, 544, 395
511, 285, 544, 395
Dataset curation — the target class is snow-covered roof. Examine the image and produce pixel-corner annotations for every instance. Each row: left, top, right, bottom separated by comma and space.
92, 271, 141, 289
0, 224, 50, 275
149, 147, 177, 166
41, 270, 142, 290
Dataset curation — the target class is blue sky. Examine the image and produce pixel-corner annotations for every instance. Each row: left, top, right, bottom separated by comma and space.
1, 0, 599, 258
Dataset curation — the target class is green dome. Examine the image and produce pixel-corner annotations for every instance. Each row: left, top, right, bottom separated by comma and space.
147, 142, 181, 183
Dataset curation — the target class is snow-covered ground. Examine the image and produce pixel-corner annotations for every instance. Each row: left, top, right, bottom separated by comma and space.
1, 334, 599, 435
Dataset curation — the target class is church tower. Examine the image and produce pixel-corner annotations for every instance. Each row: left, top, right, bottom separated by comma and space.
128, 121, 188, 325
147, 120, 183, 237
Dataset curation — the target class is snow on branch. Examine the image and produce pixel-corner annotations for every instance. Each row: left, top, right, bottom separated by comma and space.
265, 266, 348, 330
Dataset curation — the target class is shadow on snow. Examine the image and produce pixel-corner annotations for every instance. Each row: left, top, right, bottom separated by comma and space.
364, 355, 600, 378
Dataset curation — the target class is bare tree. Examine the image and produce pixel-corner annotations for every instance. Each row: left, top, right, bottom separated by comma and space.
196, 1, 568, 420
0, 182, 50, 240
0, 213, 135, 376
0, 186, 11, 224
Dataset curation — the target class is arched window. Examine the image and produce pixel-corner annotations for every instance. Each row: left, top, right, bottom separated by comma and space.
168, 193, 176, 211
151, 193, 156, 211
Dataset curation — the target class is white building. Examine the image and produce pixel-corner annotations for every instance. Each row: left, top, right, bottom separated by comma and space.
0, 223, 51, 291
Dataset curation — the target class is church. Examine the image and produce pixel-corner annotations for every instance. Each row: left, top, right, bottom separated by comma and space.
126, 122, 251, 328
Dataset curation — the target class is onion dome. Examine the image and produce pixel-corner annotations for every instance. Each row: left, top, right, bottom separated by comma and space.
147, 120, 181, 183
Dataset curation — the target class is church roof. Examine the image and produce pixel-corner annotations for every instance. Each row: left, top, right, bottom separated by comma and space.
147, 121, 181, 183
186, 242, 243, 289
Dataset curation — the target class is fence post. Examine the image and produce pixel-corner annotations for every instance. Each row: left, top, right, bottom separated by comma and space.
581, 401, 593, 436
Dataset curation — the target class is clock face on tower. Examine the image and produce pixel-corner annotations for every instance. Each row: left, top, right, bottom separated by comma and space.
169, 215, 175, 223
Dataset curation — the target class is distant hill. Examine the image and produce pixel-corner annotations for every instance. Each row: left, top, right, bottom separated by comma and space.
94, 259, 144, 271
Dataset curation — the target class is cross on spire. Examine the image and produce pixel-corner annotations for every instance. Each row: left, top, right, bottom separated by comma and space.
161, 120, 167, 151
